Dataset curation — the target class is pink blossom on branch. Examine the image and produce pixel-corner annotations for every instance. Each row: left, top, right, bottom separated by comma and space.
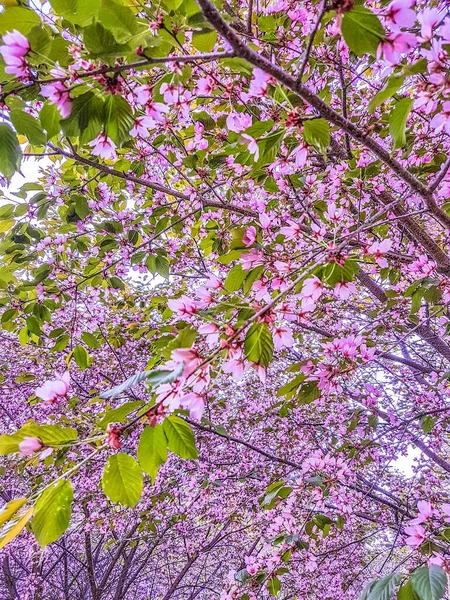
88, 133, 117, 160
41, 82, 72, 118
35, 371, 70, 403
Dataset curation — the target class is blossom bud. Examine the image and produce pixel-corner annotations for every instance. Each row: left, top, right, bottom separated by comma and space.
19, 437, 43, 457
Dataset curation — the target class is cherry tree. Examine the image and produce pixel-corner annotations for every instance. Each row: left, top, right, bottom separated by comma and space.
1, 0, 450, 598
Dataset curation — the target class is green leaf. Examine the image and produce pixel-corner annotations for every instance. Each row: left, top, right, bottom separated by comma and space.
368, 75, 405, 113
75, 195, 90, 219
411, 565, 447, 600
367, 573, 399, 600
138, 424, 168, 480
19, 424, 78, 446
61, 92, 104, 143
73, 345, 90, 369
103, 95, 134, 145
155, 255, 170, 279
81, 331, 101, 349
192, 29, 217, 52
244, 322, 274, 367
268, 576, 281, 596
102, 453, 143, 507
0, 501, 34, 550
49, 0, 101, 26
163, 415, 198, 459
303, 118, 330, 153
32, 481, 73, 547
27, 27, 52, 62
398, 580, 419, 600
83, 23, 130, 58
100, 364, 183, 399
341, 6, 385, 57
98, 401, 144, 428
40, 103, 61, 139
389, 97, 412, 149
0, 124, 21, 182
254, 130, 283, 170
98, 0, 138, 43
224, 264, 247, 292
0, 433, 24, 455
0, 8, 40, 35
0, 424, 77, 455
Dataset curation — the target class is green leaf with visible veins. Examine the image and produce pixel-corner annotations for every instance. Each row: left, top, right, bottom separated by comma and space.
0, 124, 21, 182
244, 322, 274, 367
341, 6, 385, 57
102, 454, 143, 507
138, 424, 168, 480
32, 481, 73, 547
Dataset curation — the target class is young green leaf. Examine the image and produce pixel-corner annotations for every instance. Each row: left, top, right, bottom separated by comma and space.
0, 124, 21, 182
341, 6, 385, 57
303, 119, 330, 153
389, 97, 412, 149
138, 424, 168, 480
163, 416, 198, 459
32, 481, 73, 547
244, 322, 274, 367
102, 454, 143, 507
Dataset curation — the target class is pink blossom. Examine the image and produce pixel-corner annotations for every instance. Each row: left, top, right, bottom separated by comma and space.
411, 500, 433, 524
259, 213, 271, 229
404, 524, 426, 547
280, 220, 302, 240
0, 30, 29, 58
88, 133, 117, 160
438, 18, 450, 42
273, 326, 294, 350
19, 437, 43, 457
241, 134, 260, 162
146, 101, 169, 122
386, 0, 416, 28
226, 112, 252, 133
179, 392, 205, 420
41, 82, 72, 118
301, 277, 323, 302
430, 101, 450, 135
222, 358, 245, 380
366, 239, 392, 268
131, 116, 156, 138
334, 282, 356, 300
242, 226, 257, 247
160, 83, 180, 104
377, 32, 417, 64
0, 30, 30, 79
418, 8, 443, 42
248, 68, 272, 97
35, 371, 70, 403
106, 424, 122, 450
290, 143, 308, 168
168, 295, 198, 316
198, 323, 220, 346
